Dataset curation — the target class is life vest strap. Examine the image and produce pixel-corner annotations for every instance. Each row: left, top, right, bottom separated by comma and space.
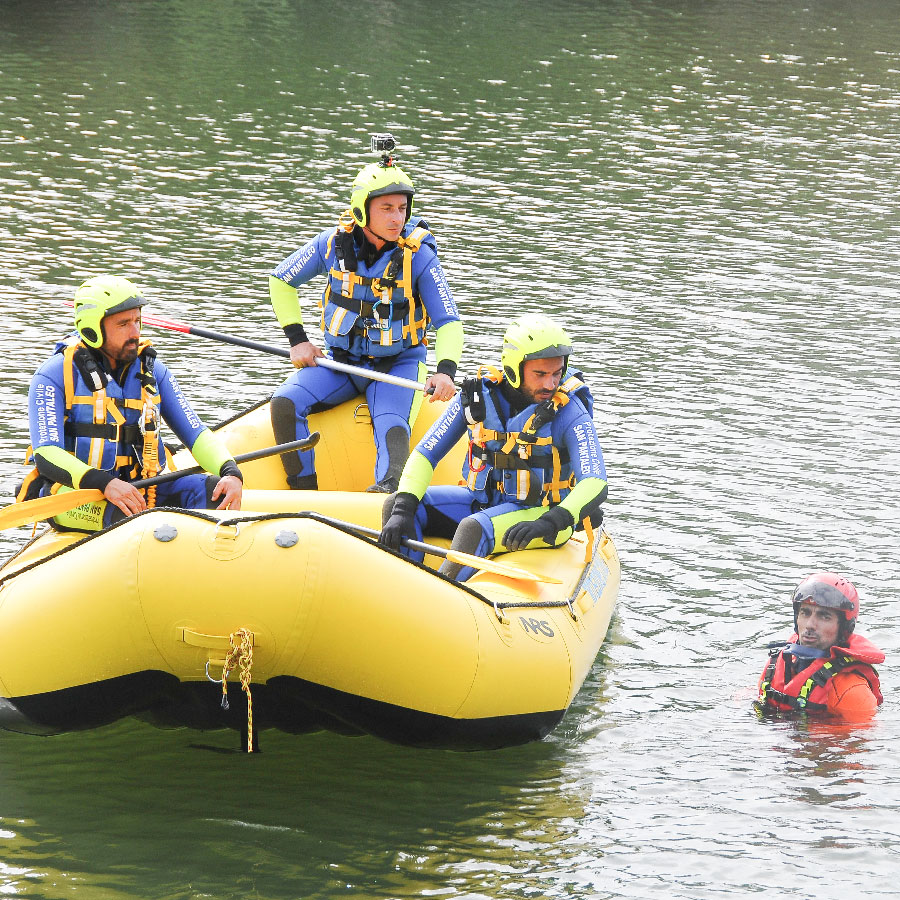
326, 290, 411, 321
491, 447, 571, 470
69, 395, 146, 413
761, 652, 854, 712
65, 421, 145, 443
762, 686, 829, 713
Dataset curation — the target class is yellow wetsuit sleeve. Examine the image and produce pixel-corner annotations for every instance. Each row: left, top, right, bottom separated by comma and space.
269, 275, 303, 329
188, 428, 236, 477
433, 320, 464, 369
558, 476, 608, 522
396, 450, 435, 501
32, 445, 95, 489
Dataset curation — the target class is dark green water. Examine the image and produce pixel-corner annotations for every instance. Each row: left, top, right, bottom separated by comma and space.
1, 1, 899, 896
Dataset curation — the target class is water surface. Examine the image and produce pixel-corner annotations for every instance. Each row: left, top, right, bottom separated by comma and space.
1, 1, 898, 896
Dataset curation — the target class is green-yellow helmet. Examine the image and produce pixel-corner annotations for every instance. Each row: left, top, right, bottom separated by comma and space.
349, 162, 414, 228
501, 314, 573, 388
73, 275, 147, 348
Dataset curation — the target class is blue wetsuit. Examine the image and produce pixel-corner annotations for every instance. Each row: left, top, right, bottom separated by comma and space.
269, 218, 462, 486
397, 373, 607, 580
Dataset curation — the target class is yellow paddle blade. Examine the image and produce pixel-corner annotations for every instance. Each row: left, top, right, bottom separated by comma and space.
0, 488, 104, 531
444, 548, 563, 584
0, 436, 323, 533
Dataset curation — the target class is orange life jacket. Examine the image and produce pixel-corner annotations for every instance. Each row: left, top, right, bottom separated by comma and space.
758, 632, 884, 713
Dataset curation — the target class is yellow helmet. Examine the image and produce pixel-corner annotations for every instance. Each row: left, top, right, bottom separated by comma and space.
73, 275, 147, 348
501, 315, 573, 388
349, 162, 415, 228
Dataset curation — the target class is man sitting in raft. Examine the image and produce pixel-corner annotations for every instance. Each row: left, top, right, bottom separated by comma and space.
20, 275, 243, 531
378, 314, 607, 581
757, 572, 884, 719
267, 136, 462, 493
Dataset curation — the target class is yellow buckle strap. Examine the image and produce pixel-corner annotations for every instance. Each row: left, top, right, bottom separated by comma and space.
400, 226, 427, 251
106, 397, 126, 425
582, 518, 595, 563
63, 344, 77, 409
476, 364, 504, 383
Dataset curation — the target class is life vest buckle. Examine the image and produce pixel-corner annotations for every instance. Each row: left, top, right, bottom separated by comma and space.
372, 296, 393, 331
468, 442, 488, 473
139, 401, 160, 438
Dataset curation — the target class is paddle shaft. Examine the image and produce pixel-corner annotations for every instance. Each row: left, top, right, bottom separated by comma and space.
141, 313, 428, 392
339, 520, 452, 560
133, 433, 320, 489
0, 434, 319, 531
312, 515, 560, 584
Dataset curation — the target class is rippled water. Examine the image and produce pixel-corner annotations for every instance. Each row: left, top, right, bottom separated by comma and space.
1, 0, 899, 896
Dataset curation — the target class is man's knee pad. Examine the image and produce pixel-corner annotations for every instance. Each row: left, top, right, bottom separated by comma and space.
270, 396, 303, 478
449, 516, 485, 556
204, 474, 219, 508
438, 517, 485, 582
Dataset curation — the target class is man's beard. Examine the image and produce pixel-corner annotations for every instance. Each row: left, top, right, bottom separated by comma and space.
115, 343, 139, 365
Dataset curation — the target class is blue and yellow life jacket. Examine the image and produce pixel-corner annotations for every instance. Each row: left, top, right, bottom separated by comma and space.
461, 367, 594, 506
318, 216, 434, 357
19, 338, 167, 504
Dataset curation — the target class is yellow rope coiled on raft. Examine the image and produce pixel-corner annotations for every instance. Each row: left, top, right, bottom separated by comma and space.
221, 628, 255, 753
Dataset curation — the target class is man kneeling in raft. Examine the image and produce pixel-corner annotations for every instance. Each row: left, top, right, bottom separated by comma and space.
20, 275, 242, 531
757, 572, 884, 719
378, 314, 607, 581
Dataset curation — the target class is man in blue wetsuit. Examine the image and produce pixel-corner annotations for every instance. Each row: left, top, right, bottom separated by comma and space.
21, 275, 242, 531
379, 314, 607, 581
268, 140, 463, 492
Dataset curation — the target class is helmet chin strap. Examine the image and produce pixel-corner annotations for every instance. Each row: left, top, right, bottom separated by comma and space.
362, 224, 400, 249
367, 229, 395, 246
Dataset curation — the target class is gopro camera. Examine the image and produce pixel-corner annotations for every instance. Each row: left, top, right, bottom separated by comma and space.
370, 133, 396, 154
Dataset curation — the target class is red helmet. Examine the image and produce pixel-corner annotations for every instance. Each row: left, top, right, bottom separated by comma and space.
792, 572, 859, 638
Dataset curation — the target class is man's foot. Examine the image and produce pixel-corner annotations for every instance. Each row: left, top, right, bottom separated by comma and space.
366, 476, 399, 494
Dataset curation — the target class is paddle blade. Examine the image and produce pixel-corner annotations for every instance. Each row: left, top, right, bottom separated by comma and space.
444, 549, 563, 584
0, 488, 104, 531
140, 312, 192, 333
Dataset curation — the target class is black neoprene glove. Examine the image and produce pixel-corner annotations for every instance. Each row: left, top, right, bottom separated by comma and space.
379, 492, 419, 551
503, 506, 575, 552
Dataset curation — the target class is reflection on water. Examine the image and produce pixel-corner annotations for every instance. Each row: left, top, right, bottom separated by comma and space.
0, 721, 594, 899
1, 0, 899, 896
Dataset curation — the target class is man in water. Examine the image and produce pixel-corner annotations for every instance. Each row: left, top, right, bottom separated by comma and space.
757, 572, 883, 719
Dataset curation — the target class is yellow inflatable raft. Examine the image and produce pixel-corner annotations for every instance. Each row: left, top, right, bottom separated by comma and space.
0, 397, 619, 750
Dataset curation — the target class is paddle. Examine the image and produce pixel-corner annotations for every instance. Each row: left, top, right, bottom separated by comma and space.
138, 311, 428, 392
310, 513, 562, 584
0, 434, 320, 532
